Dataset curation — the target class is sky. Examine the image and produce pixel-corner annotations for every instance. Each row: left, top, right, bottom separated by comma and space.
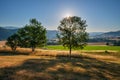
0, 0, 120, 32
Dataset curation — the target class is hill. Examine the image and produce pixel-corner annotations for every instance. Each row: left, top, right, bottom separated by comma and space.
46, 30, 58, 40
89, 32, 104, 38
0, 27, 18, 40
0, 26, 120, 40
95, 30, 120, 38
3, 26, 19, 29
0, 26, 58, 40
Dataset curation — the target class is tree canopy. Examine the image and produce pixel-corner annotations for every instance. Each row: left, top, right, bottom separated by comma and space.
18, 18, 46, 52
57, 16, 88, 58
6, 18, 46, 52
6, 33, 20, 52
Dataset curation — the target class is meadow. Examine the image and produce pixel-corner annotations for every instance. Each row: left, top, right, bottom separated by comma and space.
45, 45, 120, 58
45, 45, 120, 51
0, 46, 120, 80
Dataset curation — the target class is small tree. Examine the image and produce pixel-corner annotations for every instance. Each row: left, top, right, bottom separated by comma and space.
57, 16, 88, 58
6, 33, 20, 52
106, 42, 109, 46
18, 18, 46, 52
113, 41, 120, 46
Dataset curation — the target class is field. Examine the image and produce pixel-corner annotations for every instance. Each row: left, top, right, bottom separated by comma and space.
0, 46, 120, 80
45, 45, 120, 51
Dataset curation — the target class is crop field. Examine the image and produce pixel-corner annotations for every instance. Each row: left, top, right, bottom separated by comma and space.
0, 47, 120, 80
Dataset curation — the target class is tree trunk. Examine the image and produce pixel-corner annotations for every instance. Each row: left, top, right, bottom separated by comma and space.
32, 47, 35, 52
69, 45, 72, 59
69, 30, 72, 59
12, 47, 16, 53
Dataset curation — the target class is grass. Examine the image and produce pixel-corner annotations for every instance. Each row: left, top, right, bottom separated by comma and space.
45, 45, 120, 58
84, 45, 120, 51
45, 45, 68, 50
0, 55, 120, 80
0, 47, 120, 80
45, 45, 120, 51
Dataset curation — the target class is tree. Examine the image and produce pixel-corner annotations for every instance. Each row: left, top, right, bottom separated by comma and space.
113, 40, 120, 46
6, 33, 20, 52
57, 16, 88, 58
18, 18, 46, 52
106, 42, 109, 46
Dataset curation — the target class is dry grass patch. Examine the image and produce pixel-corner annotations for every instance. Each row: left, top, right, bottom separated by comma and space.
0, 47, 120, 80
0, 55, 120, 80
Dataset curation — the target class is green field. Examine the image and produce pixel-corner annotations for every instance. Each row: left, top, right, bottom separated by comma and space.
45, 45, 120, 51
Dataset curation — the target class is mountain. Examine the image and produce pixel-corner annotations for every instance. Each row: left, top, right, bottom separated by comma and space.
95, 30, 120, 38
0, 27, 18, 40
0, 26, 58, 40
0, 26, 120, 40
88, 32, 104, 38
3, 26, 19, 29
46, 30, 58, 40
46, 31, 105, 39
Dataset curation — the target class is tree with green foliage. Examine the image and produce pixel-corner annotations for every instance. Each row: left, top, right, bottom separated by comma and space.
57, 16, 88, 58
6, 33, 20, 52
18, 18, 46, 52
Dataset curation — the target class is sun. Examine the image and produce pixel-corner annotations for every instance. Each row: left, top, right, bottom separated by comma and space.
61, 10, 74, 18
65, 13, 72, 18
65, 13, 71, 17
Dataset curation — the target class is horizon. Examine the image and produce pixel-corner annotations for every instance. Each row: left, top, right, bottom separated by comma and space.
0, 0, 120, 32
1, 26, 120, 33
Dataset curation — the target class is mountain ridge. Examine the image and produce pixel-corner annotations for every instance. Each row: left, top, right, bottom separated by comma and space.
95, 30, 120, 38
0, 26, 120, 40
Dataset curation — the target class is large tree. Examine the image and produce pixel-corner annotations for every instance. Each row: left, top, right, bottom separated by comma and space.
18, 18, 46, 52
57, 16, 88, 58
6, 33, 20, 52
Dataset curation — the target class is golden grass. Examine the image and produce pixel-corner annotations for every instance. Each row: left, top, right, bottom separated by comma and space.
0, 47, 120, 80
0, 47, 120, 63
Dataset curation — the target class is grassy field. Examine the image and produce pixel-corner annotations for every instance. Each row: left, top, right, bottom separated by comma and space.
0, 46, 120, 80
0, 47, 120, 80
45, 45, 120, 51
0, 54, 120, 80
45, 45, 120, 58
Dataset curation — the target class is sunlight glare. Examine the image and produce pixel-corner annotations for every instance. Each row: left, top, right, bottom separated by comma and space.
65, 13, 71, 18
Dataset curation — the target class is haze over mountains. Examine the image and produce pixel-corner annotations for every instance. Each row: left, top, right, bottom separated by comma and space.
0, 26, 120, 40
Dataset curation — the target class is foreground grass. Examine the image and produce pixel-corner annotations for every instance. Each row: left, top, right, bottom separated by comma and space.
0, 47, 120, 80
0, 55, 120, 80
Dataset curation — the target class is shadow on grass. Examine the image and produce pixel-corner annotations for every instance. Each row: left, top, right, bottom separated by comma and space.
0, 56, 120, 80
0, 50, 31, 56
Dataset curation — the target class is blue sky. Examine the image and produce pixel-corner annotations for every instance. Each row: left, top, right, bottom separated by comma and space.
0, 0, 120, 32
